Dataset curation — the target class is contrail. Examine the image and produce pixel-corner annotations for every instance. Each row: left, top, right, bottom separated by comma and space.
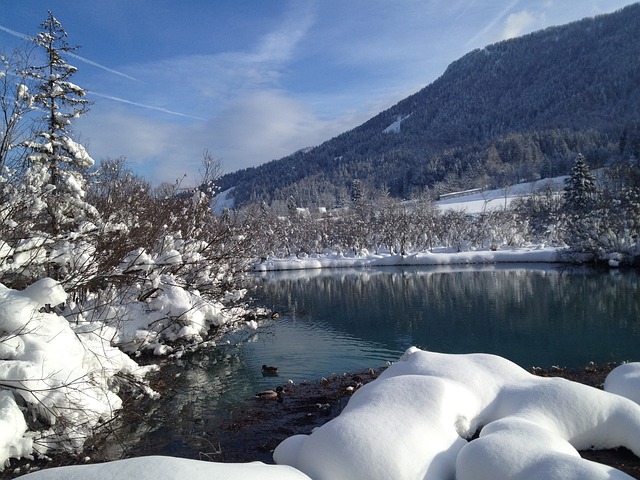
66, 52, 138, 82
0, 23, 138, 82
89, 91, 206, 121
465, 0, 520, 48
0, 24, 29, 41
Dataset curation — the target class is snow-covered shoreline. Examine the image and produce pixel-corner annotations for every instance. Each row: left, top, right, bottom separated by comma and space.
17, 348, 640, 480
252, 245, 580, 272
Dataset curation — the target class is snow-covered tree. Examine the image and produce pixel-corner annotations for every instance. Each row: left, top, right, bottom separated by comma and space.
21, 11, 97, 235
563, 153, 596, 214
350, 178, 364, 205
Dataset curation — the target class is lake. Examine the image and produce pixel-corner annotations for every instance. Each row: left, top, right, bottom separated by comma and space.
249, 264, 640, 376
102, 264, 640, 459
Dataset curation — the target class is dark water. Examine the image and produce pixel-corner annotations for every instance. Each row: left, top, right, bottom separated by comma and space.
104, 265, 640, 459
249, 264, 640, 372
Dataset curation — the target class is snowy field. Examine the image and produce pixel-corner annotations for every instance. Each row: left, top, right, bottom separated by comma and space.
434, 176, 567, 213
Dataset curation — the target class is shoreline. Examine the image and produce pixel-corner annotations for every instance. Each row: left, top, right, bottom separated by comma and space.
4, 362, 640, 479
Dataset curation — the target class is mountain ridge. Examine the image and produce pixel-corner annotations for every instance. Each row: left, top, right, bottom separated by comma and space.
218, 3, 640, 208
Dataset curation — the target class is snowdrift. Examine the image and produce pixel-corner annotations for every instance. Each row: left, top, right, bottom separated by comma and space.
274, 348, 640, 480
19, 456, 311, 480
17, 351, 640, 480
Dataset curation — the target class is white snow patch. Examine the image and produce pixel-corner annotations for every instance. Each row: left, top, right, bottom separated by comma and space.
605, 363, 640, 405
18, 456, 312, 480
274, 348, 640, 480
212, 187, 236, 214
383, 114, 411, 134
435, 176, 567, 213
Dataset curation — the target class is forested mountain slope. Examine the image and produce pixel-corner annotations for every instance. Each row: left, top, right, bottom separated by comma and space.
218, 3, 640, 208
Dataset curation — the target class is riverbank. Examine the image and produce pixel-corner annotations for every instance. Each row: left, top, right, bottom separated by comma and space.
251, 246, 576, 272
213, 363, 640, 479
4, 362, 639, 479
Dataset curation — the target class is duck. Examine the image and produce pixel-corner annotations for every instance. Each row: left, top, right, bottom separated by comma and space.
261, 364, 278, 375
255, 386, 284, 400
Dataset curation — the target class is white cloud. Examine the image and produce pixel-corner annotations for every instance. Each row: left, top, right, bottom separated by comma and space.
501, 11, 536, 40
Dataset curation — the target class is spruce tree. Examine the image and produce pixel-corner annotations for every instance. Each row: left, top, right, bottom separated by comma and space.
564, 153, 596, 214
22, 11, 97, 235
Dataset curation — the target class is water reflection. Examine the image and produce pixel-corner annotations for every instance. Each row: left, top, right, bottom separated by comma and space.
97, 265, 639, 460
251, 265, 640, 369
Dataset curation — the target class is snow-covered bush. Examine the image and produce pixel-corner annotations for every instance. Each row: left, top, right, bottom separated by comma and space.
0, 278, 157, 467
0, 14, 259, 468
70, 232, 250, 356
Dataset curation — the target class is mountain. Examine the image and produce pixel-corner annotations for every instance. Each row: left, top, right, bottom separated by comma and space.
218, 3, 640, 208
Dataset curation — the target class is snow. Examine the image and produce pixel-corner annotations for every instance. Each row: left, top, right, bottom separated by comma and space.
605, 363, 640, 405
21, 347, 640, 479
0, 278, 157, 465
212, 187, 236, 214
0, 391, 31, 469
435, 176, 567, 213
18, 456, 312, 480
383, 113, 411, 134
274, 347, 640, 480
253, 245, 567, 271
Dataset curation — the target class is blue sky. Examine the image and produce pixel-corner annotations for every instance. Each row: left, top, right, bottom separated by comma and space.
1, 1, 636, 186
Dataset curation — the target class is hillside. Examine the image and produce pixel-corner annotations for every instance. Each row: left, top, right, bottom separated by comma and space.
218, 3, 640, 208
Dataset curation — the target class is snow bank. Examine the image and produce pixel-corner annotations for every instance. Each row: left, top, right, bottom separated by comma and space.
253, 246, 566, 272
605, 362, 640, 405
9, 347, 640, 479
19, 456, 312, 480
274, 347, 640, 479
0, 279, 156, 467
0, 391, 31, 469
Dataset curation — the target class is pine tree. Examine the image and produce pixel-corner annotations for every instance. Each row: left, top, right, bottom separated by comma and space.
350, 179, 363, 204
22, 11, 97, 235
564, 153, 596, 214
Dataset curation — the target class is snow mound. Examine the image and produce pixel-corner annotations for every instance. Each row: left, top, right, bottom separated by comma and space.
19, 455, 311, 480
605, 362, 640, 405
0, 279, 155, 466
0, 391, 32, 469
274, 347, 640, 480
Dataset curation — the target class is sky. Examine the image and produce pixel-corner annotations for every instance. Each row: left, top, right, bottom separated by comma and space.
1, 1, 637, 186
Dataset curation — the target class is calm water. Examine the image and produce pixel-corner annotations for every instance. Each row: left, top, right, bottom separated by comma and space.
250, 264, 640, 373
109, 265, 640, 458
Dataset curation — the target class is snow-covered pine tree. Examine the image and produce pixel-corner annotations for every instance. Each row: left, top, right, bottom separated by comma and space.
563, 153, 596, 214
22, 11, 97, 235
350, 179, 363, 204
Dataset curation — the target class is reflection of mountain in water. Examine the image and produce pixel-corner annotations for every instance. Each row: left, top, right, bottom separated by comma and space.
253, 266, 640, 368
